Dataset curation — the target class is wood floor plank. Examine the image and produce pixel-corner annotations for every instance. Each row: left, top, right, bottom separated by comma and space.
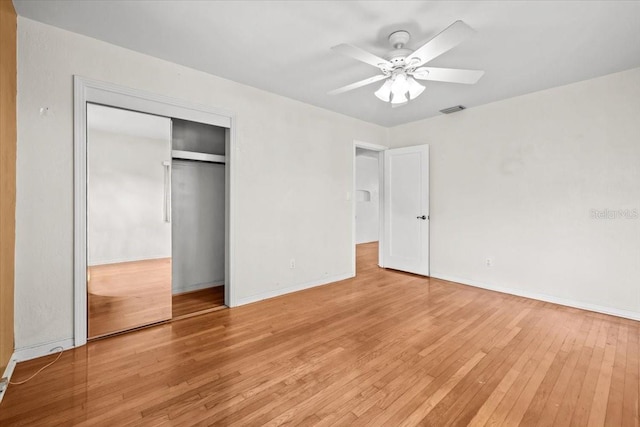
1, 242, 638, 426
448, 306, 565, 426
394, 307, 542, 426
421, 320, 539, 425
621, 326, 640, 427
502, 323, 575, 425
533, 316, 595, 426
399, 351, 487, 426
517, 317, 583, 426
248, 315, 439, 426
172, 285, 225, 318
568, 320, 610, 426
550, 319, 604, 426
588, 322, 620, 426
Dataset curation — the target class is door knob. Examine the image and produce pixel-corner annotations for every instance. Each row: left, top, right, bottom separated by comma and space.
417, 215, 427, 220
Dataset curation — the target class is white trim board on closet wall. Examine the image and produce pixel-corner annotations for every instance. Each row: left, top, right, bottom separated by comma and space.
73, 76, 236, 349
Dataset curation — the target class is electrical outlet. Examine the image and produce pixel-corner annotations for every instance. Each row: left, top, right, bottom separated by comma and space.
289, 258, 296, 269
486, 258, 493, 267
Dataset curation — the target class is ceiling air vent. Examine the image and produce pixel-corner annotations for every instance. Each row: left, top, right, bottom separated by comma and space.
439, 105, 466, 114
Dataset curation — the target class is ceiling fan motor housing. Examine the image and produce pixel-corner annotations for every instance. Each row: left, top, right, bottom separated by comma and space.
386, 48, 413, 67
388, 30, 410, 48
386, 31, 413, 68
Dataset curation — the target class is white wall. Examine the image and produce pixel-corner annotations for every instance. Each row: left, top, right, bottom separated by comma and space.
15, 18, 386, 349
355, 150, 379, 244
389, 67, 640, 318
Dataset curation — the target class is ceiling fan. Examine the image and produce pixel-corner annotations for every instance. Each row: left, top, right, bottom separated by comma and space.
328, 21, 484, 106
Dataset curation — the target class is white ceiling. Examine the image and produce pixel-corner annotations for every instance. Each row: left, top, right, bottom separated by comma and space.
13, 1, 640, 127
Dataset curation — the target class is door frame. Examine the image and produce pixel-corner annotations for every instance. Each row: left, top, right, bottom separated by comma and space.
73, 76, 236, 347
352, 140, 387, 275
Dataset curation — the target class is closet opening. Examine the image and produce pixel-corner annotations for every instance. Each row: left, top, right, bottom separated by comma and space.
85, 107, 230, 339
75, 77, 235, 346
170, 119, 228, 319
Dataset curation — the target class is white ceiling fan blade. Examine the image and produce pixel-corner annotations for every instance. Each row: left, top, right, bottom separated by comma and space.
331, 43, 392, 69
408, 20, 476, 67
328, 74, 388, 95
413, 67, 484, 84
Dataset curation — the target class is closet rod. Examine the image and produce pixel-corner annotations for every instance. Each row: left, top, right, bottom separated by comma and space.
172, 150, 226, 164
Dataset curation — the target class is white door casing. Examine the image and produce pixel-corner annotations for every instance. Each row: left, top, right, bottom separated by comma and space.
383, 144, 429, 276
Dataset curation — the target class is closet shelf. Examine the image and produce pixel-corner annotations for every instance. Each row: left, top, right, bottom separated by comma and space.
172, 150, 226, 164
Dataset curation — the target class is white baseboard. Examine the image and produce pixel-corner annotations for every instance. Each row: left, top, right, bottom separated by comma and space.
236, 273, 353, 306
0, 354, 17, 404
173, 280, 224, 295
13, 338, 75, 363
431, 272, 640, 322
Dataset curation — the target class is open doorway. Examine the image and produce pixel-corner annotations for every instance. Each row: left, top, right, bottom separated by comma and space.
353, 141, 430, 279
355, 147, 380, 275
353, 141, 386, 276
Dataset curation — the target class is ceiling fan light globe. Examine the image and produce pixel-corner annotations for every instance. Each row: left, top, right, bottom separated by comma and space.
391, 73, 409, 98
391, 91, 408, 104
407, 77, 425, 100
374, 79, 392, 102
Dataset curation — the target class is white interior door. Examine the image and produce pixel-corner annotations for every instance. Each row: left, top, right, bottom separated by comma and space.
383, 144, 429, 276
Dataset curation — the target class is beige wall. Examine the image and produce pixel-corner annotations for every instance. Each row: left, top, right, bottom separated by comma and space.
15, 18, 387, 350
390, 67, 640, 318
0, 0, 17, 371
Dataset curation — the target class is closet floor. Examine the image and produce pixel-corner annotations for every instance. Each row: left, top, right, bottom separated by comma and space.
172, 286, 225, 319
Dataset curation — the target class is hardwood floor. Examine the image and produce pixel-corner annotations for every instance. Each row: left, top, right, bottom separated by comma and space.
2, 242, 639, 425
88, 258, 172, 339
172, 286, 226, 319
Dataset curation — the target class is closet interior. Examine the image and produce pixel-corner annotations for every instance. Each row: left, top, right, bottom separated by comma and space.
171, 119, 226, 319
86, 104, 227, 339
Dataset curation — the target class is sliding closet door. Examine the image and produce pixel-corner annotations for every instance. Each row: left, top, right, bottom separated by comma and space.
87, 104, 172, 338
